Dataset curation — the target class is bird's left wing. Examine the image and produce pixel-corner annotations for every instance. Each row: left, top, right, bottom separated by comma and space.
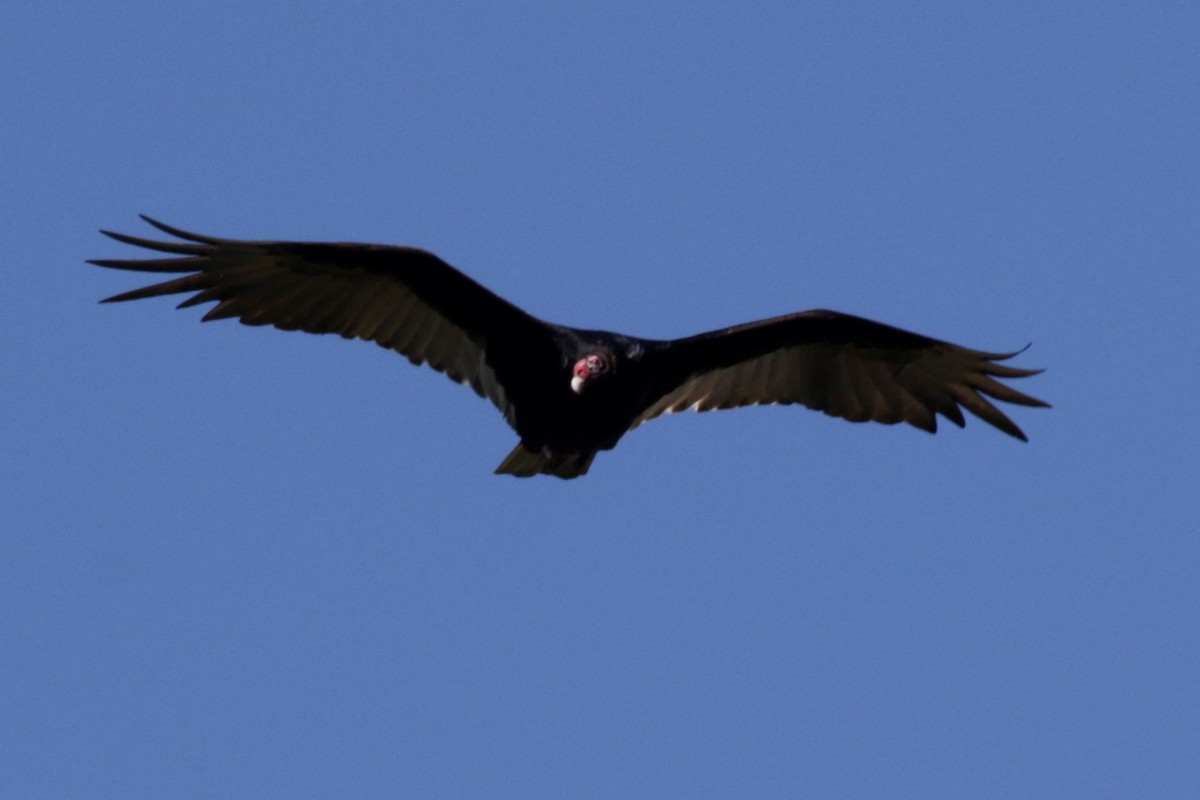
90, 216, 554, 423
633, 310, 1048, 440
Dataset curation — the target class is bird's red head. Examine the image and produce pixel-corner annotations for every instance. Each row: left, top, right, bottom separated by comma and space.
571, 354, 610, 394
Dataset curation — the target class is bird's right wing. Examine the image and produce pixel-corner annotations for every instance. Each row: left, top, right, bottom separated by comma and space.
91, 216, 557, 424
634, 310, 1048, 440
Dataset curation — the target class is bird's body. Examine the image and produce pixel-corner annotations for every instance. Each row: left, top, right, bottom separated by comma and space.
92, 217, 1048, 478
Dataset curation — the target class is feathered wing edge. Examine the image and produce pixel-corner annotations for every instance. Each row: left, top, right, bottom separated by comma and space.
633, 311, 1049, 441
89, 215, 563, 445
91, 216, 230, 303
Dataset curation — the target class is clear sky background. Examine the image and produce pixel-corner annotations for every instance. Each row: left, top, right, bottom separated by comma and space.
4, 2, 1198, 797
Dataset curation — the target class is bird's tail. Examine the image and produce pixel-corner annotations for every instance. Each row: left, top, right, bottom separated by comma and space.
494, 443, 595, 479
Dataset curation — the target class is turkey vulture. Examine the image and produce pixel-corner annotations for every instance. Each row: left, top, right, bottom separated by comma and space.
91, 216, 1048, 479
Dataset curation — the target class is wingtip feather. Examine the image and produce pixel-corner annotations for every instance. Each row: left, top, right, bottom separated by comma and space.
93, 228, 207, 257
138, 214, 225, 244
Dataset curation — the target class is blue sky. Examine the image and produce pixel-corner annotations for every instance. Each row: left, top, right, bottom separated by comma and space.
4, 2, 1198, 797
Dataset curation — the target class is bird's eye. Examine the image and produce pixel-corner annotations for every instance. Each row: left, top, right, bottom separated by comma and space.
587, 355, 607, 373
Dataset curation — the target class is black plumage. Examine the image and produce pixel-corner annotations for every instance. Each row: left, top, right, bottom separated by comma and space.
91, 216, 1049, 478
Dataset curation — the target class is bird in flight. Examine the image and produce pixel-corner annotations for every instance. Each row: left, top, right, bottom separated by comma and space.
92, 216, 1048, 479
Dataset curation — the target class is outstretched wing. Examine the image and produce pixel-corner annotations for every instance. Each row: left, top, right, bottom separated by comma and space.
635, 310, 1048, 440
90, 216, 554, 424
